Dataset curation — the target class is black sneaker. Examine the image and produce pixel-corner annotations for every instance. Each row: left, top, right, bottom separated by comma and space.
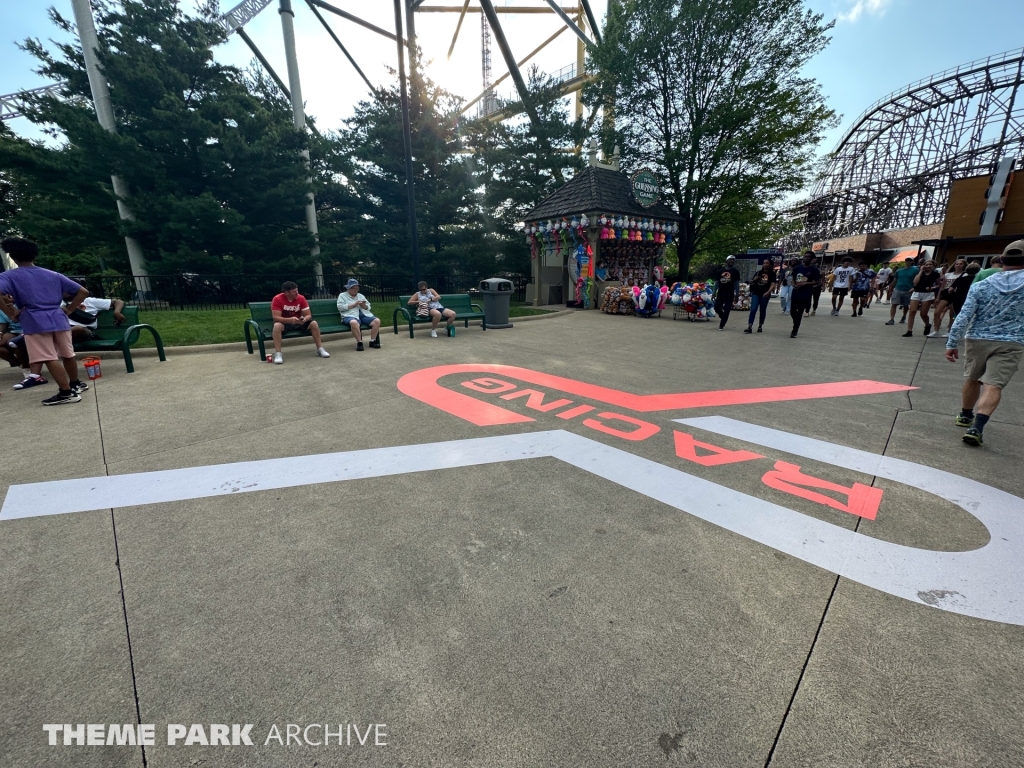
743, 326, 752, 334
858, 307, 864, 315
790, 331, 798, 338
757, 326, 763, 333
13, 375, 47, 390
902, 331, 913, 337
356, 341, 364, 351
70, 380, 89, 394
368, 337, 381, 349
923, 323, 932, 336
962, 428, 983, 446
42, 390, 81, 406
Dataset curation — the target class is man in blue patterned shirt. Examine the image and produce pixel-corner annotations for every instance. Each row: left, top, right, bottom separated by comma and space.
946, 240, 1024, 446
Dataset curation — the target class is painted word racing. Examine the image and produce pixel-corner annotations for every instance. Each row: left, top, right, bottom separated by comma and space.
42, 723, 388, 747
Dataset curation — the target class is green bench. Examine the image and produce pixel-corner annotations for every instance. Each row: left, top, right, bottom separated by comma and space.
72, 305, 166, 374
244, 299, 374, 358
393, 293, 486, 338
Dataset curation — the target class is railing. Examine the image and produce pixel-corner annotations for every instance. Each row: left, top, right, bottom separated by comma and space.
830, 46, 1024, 154
70, 273, 531, 310
477, 61, 581, 118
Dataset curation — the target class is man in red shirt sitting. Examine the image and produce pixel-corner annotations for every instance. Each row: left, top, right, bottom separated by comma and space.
270, 281, 330, 364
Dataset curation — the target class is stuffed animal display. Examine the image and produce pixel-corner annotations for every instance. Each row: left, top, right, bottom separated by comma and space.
600, 285, 636, 315
670, 282, 715, 320
734, 283, 752, 311
635, 282, 665, 318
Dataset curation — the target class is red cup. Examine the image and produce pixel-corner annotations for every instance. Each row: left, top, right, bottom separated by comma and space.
83, 357, 102, 380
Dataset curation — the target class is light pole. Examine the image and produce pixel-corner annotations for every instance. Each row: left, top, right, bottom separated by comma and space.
278, 0, 324, 286
70, 0, 148, 290
394, 0, 421, 284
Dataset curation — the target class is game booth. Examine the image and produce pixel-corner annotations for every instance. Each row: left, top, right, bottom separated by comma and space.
521, 144, 682, 315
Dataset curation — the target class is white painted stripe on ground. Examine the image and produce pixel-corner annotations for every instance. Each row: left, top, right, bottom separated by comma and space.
675, 416, 1024, 626
4, 425, 1023, 625
0, 433, 552, 519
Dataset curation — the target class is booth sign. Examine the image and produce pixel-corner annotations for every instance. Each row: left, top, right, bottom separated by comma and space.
631, 168, 660, 208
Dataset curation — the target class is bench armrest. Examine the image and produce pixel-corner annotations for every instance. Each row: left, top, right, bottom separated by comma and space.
393, 306, 412, 336
244, 319, 265, 356
470, 303, 484, 313
122, 323, 166, 374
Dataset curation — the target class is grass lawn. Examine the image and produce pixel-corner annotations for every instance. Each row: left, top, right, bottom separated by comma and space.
136, 301, 554, 347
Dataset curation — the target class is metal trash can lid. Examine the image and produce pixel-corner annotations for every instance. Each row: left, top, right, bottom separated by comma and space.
479, 278, 513, 291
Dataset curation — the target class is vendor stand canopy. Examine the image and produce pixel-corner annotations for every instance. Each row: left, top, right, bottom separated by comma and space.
522, 143, 681, 307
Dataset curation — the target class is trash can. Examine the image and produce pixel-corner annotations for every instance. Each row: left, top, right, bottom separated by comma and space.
479, 277, 514, 329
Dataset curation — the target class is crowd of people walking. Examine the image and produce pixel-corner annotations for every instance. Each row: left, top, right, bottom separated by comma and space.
708, 240, 1024, 446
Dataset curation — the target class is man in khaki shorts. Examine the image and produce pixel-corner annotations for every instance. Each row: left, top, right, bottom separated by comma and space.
945, 240, 1024, 446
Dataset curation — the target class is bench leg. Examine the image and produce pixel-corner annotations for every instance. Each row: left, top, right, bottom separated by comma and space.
122, 346, 135, 374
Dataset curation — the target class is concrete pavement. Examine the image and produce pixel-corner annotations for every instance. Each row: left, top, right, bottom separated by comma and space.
1, 301, 1021, 767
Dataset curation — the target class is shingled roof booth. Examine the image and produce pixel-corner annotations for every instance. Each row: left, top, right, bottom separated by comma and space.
522, 143, 682, 309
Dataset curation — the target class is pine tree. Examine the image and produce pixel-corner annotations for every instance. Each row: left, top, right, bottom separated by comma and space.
4, 0, 316, 275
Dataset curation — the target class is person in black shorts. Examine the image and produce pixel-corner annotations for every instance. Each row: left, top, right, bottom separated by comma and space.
712, 256, 741, 330
849, 261, 874, 316
928, 259, 965, 337
789, 252, 821, 338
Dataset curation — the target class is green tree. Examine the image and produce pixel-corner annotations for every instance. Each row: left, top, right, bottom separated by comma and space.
588, 0, 837, 277
4, 0, 316, 275
325, 67, 487, 275
463, 69, 589, 272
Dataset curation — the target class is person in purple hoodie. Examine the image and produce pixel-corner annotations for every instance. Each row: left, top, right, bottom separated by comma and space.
0, 238, 90, 405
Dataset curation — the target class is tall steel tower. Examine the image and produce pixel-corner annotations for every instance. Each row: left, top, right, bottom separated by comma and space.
480, 14, 496, 116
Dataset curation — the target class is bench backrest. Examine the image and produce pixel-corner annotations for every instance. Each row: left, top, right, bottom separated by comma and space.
248, 299, 348, 328
398, 293, 478, 313
93, 306, 140, 340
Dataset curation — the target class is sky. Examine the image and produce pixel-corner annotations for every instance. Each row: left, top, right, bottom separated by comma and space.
2, 0, 1023, 160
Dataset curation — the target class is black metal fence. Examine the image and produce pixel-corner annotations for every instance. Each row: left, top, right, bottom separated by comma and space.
71, 272, 531, 310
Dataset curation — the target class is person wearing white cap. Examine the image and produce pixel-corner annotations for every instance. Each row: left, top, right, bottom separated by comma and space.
337, 278, 381, 351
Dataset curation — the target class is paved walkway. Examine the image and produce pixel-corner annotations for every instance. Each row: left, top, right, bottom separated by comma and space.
1, 304, 1021, 767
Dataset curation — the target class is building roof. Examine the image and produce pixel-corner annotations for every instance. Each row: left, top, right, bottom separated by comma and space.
523, 166, 681, 222
913, 233, 1024, 245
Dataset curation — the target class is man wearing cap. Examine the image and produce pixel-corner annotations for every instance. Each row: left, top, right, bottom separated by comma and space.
711, 256, 741, 330
337, 278, 381, 351
945, 240, 1024, 446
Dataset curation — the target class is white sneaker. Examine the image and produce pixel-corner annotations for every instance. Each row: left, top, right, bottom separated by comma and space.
316, 346, 330, 358
430, 329, 438, 338
273, 352, 283, 364
926, 332, 938, 338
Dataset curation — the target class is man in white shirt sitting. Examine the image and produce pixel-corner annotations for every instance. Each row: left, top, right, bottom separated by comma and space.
336, 278, 381, 351
63, 291, 126, 343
